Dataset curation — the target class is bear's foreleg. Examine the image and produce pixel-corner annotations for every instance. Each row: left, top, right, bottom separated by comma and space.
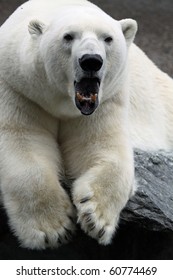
67, 99, 135, 245
0, 84, 77, 250
0, 130, 76, 249
72, 148, 134, 245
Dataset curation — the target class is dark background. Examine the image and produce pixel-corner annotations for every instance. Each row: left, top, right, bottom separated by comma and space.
0, 0, 173, 77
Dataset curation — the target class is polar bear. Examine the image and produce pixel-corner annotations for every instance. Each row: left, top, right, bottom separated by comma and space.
0, 0, 173, 250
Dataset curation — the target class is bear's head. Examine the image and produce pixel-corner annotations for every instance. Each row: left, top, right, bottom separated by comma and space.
28, 6, 137, 117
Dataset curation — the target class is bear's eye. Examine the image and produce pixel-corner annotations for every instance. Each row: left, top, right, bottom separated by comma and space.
63, 34, 74, 42
104, 36, 113, 44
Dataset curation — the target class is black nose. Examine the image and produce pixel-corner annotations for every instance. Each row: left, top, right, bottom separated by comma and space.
79, 54, 103, 72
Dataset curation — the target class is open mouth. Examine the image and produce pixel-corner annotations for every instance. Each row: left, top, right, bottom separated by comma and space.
74, 77, 100, 115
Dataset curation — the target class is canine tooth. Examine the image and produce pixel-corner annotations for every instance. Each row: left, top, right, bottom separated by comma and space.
91, 94, 98, 103
76, 92, 83, 102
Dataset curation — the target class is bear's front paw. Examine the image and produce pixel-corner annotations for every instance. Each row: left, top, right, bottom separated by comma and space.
72, 182, 120, 245
8, 188, 76, 250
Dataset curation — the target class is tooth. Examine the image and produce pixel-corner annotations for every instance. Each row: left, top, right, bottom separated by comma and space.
76, 92, 83, 102
76, 92, 98, 103
91, 94, 98, 103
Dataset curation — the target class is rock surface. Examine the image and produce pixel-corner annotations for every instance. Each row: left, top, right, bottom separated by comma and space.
0, 149, 173, 260
121, 149, 173, 232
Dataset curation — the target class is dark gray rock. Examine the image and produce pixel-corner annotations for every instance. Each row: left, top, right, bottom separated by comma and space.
121, 149, 173, 232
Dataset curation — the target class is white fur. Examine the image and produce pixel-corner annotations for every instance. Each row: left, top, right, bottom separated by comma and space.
0, 0, 172, 249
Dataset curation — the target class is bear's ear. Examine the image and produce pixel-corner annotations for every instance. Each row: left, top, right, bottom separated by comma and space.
120, 19, 137, 45
28, 20, 46, 37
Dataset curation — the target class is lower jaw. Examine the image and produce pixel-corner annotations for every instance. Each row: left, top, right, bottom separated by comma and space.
76, 103, 98, 115
75, 95, 99, 115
